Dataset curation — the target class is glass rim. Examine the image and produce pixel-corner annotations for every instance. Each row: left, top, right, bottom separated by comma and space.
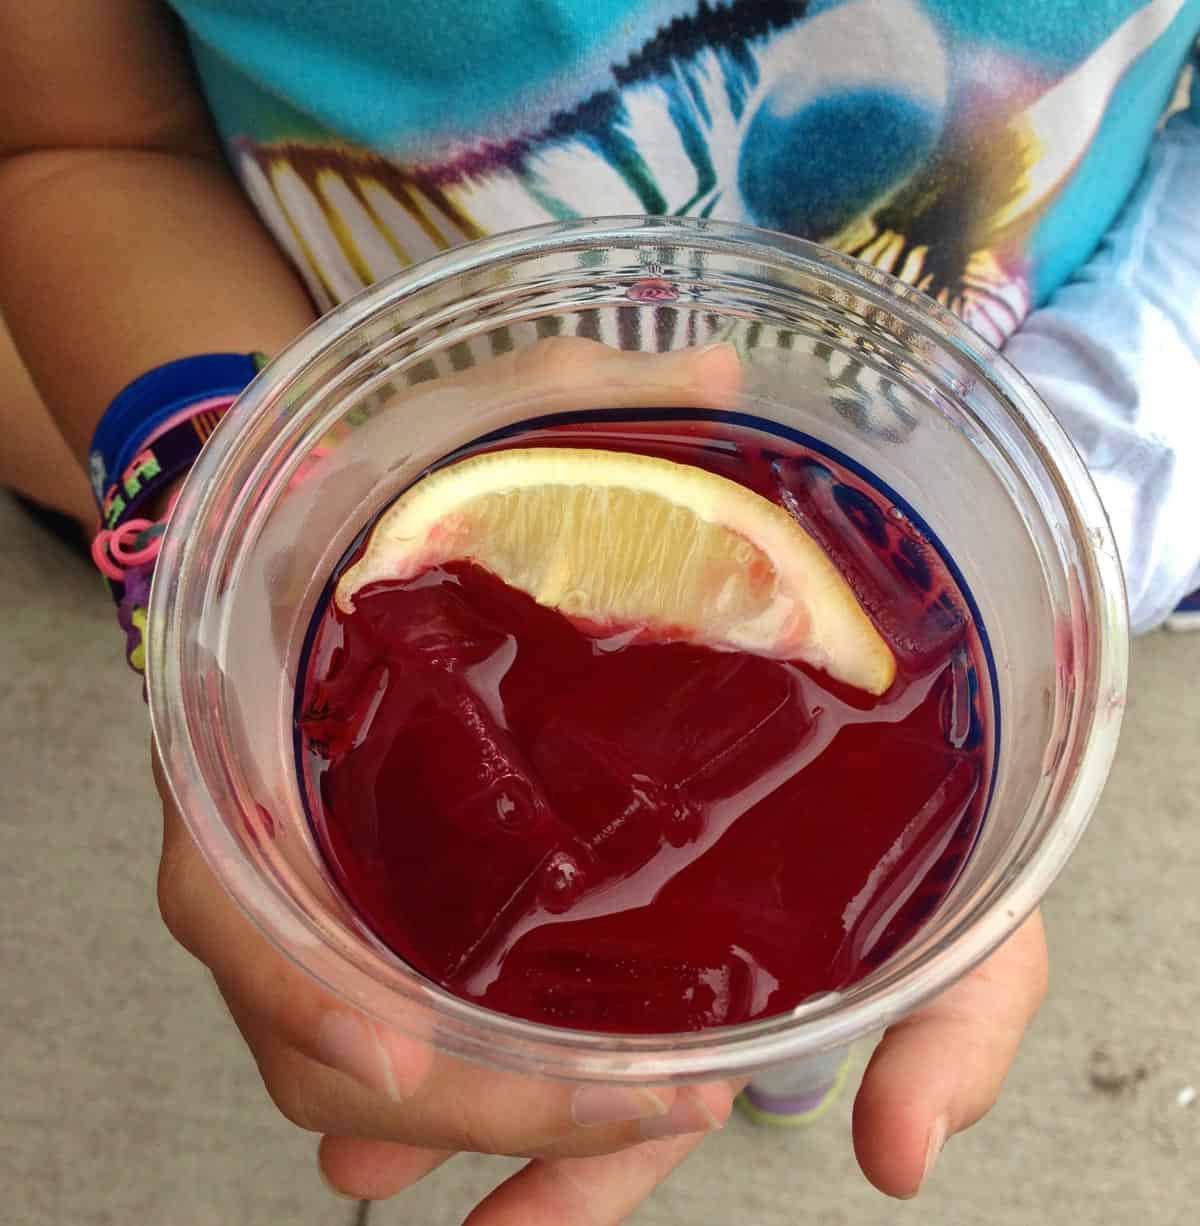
147, 216, 1129, 1081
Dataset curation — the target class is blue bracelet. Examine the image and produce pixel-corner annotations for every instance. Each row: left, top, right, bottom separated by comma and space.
88, 353, 266, 679
89, 353, 265, 508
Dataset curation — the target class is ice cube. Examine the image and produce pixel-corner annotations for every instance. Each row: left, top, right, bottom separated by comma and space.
301, 572, 514, 755
481, 926, 770, 1030
322, 654, 591, 982
531, 650, 811, 871
941, 648, 974, 750
352, 570, 510, 668
531, 717, 692, 870
299, 661, 391, 757
772, 455, 966, 669
833, 754, 980, 979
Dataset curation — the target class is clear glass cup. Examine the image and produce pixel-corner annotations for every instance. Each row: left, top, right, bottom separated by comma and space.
147, 217, 1127, 1086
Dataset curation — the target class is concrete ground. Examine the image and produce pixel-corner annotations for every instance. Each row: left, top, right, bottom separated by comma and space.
2, 490, 1196, 1226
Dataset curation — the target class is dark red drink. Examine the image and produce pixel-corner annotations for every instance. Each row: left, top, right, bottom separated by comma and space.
297, 418, 995, 1033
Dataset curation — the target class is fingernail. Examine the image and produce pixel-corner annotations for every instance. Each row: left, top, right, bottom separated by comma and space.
640, 1088, 724, 1140
696, 341, 737, 357
572, 1086, 670, 1127
917, 1115, 949, 1193
318, 1165, 360, 1202
317, 1012, 402, 1101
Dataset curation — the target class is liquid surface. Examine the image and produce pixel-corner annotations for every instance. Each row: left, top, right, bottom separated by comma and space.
297, 420, 994, 1033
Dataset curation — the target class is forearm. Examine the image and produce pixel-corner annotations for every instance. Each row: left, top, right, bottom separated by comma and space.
0, 146, 316, 468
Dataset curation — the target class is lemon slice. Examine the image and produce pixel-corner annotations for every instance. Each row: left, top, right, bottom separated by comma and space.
335, 447, 896, 694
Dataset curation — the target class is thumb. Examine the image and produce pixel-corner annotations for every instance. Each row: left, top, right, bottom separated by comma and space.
852, 910, 1049, 1198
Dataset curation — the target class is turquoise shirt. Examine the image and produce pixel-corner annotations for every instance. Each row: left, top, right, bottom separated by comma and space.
169, 0, 1199, 345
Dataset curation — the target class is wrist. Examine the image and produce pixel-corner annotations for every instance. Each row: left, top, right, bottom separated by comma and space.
89, 353, 267, 678
145, 473, 189, 521
91, 354, 266, 525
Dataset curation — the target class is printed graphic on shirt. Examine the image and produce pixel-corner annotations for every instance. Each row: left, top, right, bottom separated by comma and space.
184, 0, 1199, 343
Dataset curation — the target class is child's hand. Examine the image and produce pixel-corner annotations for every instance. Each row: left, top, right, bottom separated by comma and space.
152, 753, 737, 1191
153, 745, 1045, 1216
